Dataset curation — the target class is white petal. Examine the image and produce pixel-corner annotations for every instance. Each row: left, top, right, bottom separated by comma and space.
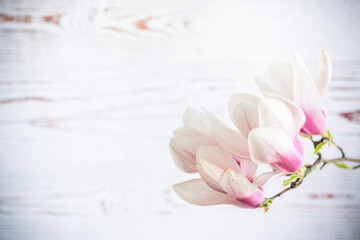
254, 171, 289, 187
169, 139, 197, 173
258, 98, 296, 135
292, 53, 308, 72
248, 126, 303, 172
264, 63, 294, 99
201, 107, 224, 128
173, 179, 244, 207
228, 93, 261, 137
237, 158, 258, 182
254, 76, 278, 96
314, 50, 332, 98
263, 92, 305, 133
196, 146, 241, 192
196, 160, 224, 192
219, 169, 257, 198
182, 107, 212, 136
211, 125, 250, 159
173, 127, 216, 155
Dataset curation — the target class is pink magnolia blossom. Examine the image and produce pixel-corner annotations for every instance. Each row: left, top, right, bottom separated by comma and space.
169, 107, 222, 173
248, 98, 305, 172
173, 146, 286, 208
255, 50, 332, 136
226, 93, 305, 172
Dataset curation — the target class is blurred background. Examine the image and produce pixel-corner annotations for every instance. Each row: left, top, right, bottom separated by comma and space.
0, 0, 360, 239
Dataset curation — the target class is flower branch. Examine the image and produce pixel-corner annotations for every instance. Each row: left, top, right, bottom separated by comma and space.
261, 133, 360, 211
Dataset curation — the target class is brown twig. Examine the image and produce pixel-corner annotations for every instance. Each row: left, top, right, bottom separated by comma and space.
268, 153, 322, 201
261, 134, 360, 210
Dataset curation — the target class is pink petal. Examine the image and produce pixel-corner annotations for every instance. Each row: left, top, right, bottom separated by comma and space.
300, 109, 327, 136
238, 188, 265, 209
173, 179, 245, 207
228, 93, 261, 138
196, 146, 241, 192
196, 160, 224, 192
169, 139, 197, 173
248, 126, 304, 172
219, 169, 257, 198
314, 50, 332, 98
236, 158, 258, 182
211, 125, 250, 159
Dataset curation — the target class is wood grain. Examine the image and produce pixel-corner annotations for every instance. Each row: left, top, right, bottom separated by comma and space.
0, 0, 360, 240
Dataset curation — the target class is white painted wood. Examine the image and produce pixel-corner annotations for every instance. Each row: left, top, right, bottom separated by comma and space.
0, 0, 359, 239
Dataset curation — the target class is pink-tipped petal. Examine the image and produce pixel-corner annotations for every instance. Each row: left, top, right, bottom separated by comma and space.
169, 139, 197, 173
211, 125, 250, 159
196, 146, 241, 192
219, 169, 257, 198
258, 98, 296, 135
238, 188, 265, 209
228, 93, 261, 138
173, 179, 245, 207
248, 126, 304, 172
254, 171, 289, 187
293, 67, 324, 113
314, 50, 332, 98
300, 109, 327, 136
293, 66, 327, 135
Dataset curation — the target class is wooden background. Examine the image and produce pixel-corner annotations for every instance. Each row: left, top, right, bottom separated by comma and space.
0, 0, 360, 239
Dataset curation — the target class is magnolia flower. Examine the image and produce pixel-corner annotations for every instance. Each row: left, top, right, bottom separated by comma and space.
249, 98, 305, 172
169, 107, 222, 173
173, 146, 286, 208
255, 50, 332, 136
226, 93, 305, 172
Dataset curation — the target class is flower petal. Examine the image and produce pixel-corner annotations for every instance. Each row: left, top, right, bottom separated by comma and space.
211, 125, 250, 159
314, 50, 332, 98
173, 127, 216, 155
292, 54, 323, 113
173, 179, 245, 207
300, 109, 327, 136
253, 171, 289, 187
264, 63, 294, 99
263, 92, 305, 134
254, 76, 278, 96
169, 139, 197, 173
258, 98, 296, 135
219, 169, 258, 198
196, 146, 241, 192
182, 107, 212, 136
236, 158, 258, 182
228, 93, 261, 138
201, 107, 224, 128
248, 126, 304, 172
